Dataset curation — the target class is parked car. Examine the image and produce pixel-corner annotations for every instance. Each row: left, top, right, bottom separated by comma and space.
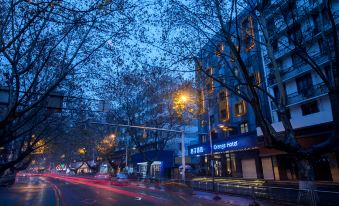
110, 173, 128, 186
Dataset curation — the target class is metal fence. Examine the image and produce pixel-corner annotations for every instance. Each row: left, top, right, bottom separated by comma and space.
188, 180, 339, 206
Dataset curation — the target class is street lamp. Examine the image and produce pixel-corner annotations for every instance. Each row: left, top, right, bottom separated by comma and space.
173, 91, 192, 182
78, 147, 86, 155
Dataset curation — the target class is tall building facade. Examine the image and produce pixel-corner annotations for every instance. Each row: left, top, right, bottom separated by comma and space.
258, 0, 339, 181
191, 0, 339, 182
191, 11, 270, 179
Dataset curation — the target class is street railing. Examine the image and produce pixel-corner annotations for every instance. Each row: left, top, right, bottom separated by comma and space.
188, 180, 339, 206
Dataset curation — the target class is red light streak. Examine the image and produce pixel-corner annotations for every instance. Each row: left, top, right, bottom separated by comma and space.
42, 174, 171, 205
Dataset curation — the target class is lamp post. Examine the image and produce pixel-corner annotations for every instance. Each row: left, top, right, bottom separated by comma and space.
175, 94, 190, 182
181, 130, 186, 181
206, 97, 221, 201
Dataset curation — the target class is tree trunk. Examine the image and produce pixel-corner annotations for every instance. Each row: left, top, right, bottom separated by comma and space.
296, 158, 319, 206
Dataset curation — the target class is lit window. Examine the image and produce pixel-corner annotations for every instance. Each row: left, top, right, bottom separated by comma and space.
229, 46, 239, 62
240, 122, 249, 133
242, 16, 255, 51
215, 43, 224, 56
198, 89, 205, 113
219, 90, 230, 121
206, 67, 214, 94
219, 91, 226, 101
235, 100, 247, 116
201, 135, 207, 143
251, 71, 261, 86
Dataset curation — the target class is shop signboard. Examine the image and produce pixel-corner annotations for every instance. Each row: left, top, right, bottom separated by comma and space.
188, 135, 257, 156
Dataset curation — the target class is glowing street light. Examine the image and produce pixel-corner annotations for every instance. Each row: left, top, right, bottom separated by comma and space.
180, 95, 188, 102
78, 147, 86, 155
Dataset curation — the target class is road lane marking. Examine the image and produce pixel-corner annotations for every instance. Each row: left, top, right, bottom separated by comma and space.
43, 174, 173, 206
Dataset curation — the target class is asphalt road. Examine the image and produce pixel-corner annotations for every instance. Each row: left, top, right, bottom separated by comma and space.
0, 175, 232, 206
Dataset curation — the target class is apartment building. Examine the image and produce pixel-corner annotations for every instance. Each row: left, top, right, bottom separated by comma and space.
191, 11, 270, 179
258, 0, 339, 181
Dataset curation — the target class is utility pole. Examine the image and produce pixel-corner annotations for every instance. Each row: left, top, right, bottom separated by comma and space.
181, 130, 186, 181
207, 101, 220, 201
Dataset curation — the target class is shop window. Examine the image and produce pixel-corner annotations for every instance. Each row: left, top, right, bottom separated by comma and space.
301, 101, 319, 116
240, 122, 249, 134
235, 100, 247, 116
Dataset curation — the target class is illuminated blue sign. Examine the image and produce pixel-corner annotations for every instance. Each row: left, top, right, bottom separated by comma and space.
189, 145, 209, 155
188, 135, 257, 156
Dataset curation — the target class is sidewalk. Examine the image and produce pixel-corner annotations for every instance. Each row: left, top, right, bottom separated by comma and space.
191, 191, 280, 206
129, 179, 281, 206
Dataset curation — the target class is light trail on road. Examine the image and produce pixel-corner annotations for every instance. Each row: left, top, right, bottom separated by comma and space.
42, 174, 173, 206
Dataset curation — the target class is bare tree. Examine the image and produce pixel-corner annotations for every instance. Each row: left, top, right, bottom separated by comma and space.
0, 0, 138, 178
157, 0, 338, 204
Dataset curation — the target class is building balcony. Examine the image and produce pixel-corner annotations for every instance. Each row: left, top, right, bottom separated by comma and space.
267, 53, 330, 86
271, 82, 328, 110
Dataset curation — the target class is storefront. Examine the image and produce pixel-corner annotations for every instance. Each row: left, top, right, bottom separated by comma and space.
131, 150, 174, 178
259, 123, 339, 182
188, 134, 262, 179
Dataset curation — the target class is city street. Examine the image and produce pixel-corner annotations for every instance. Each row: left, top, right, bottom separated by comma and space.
0, 175, 271, 206
1, 1, 338, 206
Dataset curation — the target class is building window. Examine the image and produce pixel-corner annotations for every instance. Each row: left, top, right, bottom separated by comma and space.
209, 115, 215, 126
271, 40, 278, 53
296, 73, 313, 97
219, 90, 230, 121
242, 16, 255, 51
235, 100, 247, 116
318, 39, 327, 54
229, 46, 239, 62
198, 89, 205, 113
240, 122, 249, 134
287, 23, 302, 44
236, 85, 241, 94
301, 101, 319, 116
200, 120, 205, 128
250, 71, 261, 86
206, 67, 214, 94
219, 91, 226, 101
201, 135, 207, 143
277, 109, 291, 121
215, 43, 224, 56
220, 109, 227, 120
